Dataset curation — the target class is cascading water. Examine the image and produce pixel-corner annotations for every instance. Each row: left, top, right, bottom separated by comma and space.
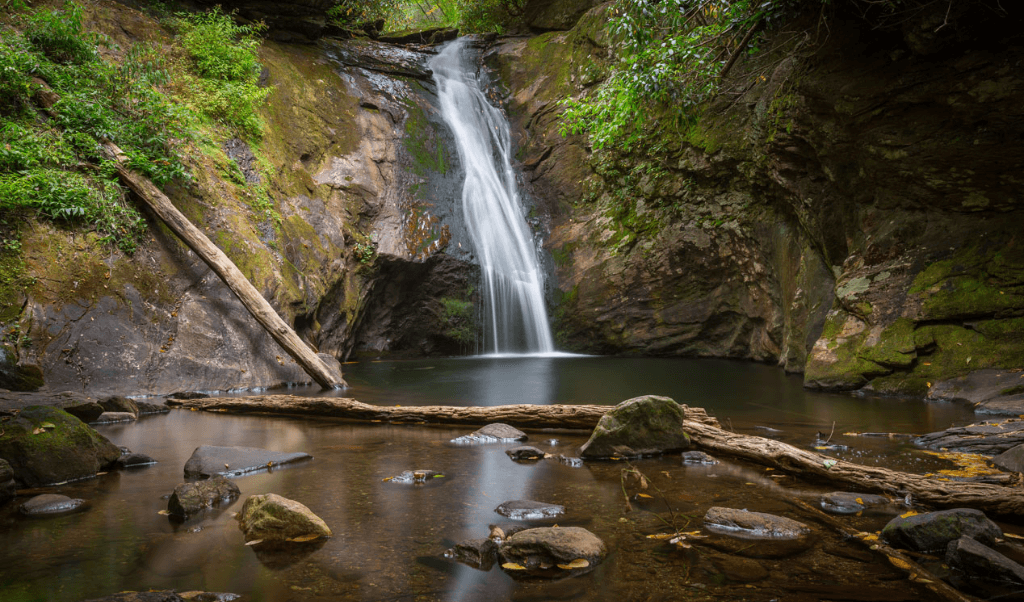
430, 39, 555, 354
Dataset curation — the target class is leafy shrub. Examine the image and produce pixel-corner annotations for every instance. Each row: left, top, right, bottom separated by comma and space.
456, 0, 524, 33
328, 0, 403, 27
0, 36, 39, 116
24, 1, 99, 64
168, 9, 270, 139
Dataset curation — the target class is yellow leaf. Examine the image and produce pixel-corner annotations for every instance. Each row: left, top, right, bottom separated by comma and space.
287, 534, 320, 543
899, 511, 919, 518
855, 497, 864, 505
647, 532, 678, 540
1004, 532, 1024, 540
501, 563, 526, 570
556, 558, 590, 569
637, 493, 653, 499
888, 556, 913, 571
157, 510, 171, 515
245, 539, 264, 546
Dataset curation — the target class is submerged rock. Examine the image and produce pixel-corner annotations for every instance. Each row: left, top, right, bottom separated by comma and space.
578, 395, 691, 459
385, 469, 445, 484
682, 451, 719, 465
63, 402, 105, 423
0, 405, 120, 486
704, 507, 810, 540
99, 395, 139, 417
81, 591, 240, 602
506, 446, 545, 461
557, 455, 584, 467
116, 452, 157, 469
237, 493, 332, 544
0, 458, 14, 505
707, 553, 769, 583
135, 401, 170, 415
94, 412, 136, 424
498, 526, 606, 577
495, 500, 566, 520
183, 445, 311, 479
168, 476, 241, 517
992, 443, 1024, 473
446, 537, 498, 570
881, 508, 1002, 552
450, 423, 528, 444
20, 493, 86, 516
946, 536, 1024, 586
820, 492, 893, 515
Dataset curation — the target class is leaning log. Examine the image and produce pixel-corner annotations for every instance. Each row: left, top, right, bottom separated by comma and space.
170, 395, 1024, 515
31, 78, 341, 390
166, 395, 720, 430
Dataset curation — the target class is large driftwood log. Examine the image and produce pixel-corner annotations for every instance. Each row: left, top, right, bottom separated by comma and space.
31, 79, 341, 390
166, 395, 720, 429
170, 395, 1024, 515
107, 147, 341, 389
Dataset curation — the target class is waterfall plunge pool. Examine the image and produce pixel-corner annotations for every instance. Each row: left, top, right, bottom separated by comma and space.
0, 357, 997, 602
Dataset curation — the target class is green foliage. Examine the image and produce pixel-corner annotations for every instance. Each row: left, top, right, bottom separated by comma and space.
328, 0, 403, 27
457, 0, 523, 33
559, 0, 797, 151
168, 9, 270, 139
24, 1, 98, 64
353, 241, 376, 264
440, 297, 475, 346
385, 0, 523, 33
0, 35, 38, 116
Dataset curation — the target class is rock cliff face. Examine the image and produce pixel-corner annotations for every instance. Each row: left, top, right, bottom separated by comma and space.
1, 0, 475, 395
490, 2, 1024, 406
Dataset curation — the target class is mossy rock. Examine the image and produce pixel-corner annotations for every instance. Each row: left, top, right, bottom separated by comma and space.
578, 395, 691, 458
881, 508, 1002, 553
237, 493, 332, 544
0, 406, 121, 487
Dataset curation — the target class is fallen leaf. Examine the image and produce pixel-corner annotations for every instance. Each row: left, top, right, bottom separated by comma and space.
855, 497, 864, 505
32, 428, 44, 435
245, 539, 264, 546
501, 563, 526, 570
433, 474, 444, 478
157, 510, 171, 515
287, 534, 320, 542
647, 532, 678, 540
899, 510, 919, 519
888, 556, 913, 571
1005, 532, 1024, 540
556, 558, 590, 569
637, 493, 653, 499
823, 459, 837, 469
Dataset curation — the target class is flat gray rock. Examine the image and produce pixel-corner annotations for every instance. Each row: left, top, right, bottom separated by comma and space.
917, 418, 1024, 454
682, 451, 719, 465
946, 536, 1024, 586
495, 500, 565, 520
116, 452, 157, 469
820, 492, 893, 515
94, 412, 136, 424
20, 493, 86, 516
992, 444, 1024, 473
183, 445, 311, 478
450, 423, 528, 444
704, 507, 810, 540
498, 526, 606, 578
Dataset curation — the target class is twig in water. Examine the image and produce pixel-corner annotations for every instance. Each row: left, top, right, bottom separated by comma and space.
825, 421, 836, 445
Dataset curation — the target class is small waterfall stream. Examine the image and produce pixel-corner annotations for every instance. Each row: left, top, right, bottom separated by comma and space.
430, 39, 555, 355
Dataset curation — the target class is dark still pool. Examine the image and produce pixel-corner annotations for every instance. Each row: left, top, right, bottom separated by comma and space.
0, 357, 1005, 602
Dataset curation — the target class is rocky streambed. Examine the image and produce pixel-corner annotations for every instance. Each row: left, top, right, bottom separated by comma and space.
1, 389, 1023, 601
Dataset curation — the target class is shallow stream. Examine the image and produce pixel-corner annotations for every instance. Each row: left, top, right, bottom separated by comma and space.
0, 357, 1004, 602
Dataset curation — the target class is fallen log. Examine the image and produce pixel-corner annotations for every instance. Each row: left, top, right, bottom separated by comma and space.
170, 395, 1024, 515
31, 78, 342, 390
166, 395, 720, 430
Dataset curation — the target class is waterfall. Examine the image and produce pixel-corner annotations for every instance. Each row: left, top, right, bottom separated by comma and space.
430, 39, 555, 354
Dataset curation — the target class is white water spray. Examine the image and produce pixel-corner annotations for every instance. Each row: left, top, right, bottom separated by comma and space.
430, 39, 554, 354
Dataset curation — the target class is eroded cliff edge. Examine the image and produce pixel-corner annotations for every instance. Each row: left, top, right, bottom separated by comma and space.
491, 2, 1024, 410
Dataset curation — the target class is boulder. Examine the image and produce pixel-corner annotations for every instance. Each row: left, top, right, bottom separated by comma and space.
946, 536, 1024, 586
704, 507, 810, 540
0, 405, 121, 486
820, 492, 893, 515
20, 493, 86, 516
498, 526, 606, 576
450, 423, 528, 444
99, 395, 139, 417
578, 395, 691, 459
0, 458, 15, 504
446, 537, 498, 570
384, 469, 445, 484
168, 476, 241, 517
237, 493, 331, 544
682, 451, 719, 465
506, 446, 545, 461
495, 500, 565, 520
94, 412, 137, 424
707, 553, 769, 583
881, 508, 1002, 552
135, 401, 171, 415
992, 444, 1024, 473
116, 452, 157, 469
183, 445, 311, 478
64, 402, 105, 423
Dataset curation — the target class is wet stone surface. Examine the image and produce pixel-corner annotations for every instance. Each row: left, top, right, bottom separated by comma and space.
682, 451, 719, 465
946, 536, 1024, 586
498, 526, 607, 579
116, 452, 157, 469
168, 476, 241, 518
506, 446, 545, 461
20, 493, 86, 516
495, 500, 566, 520
820, 492, 894, 515
882, 508, 1003, 552
183, 445, 311, 479
95, 412, 137, 424
384, 469, 445, 484
450, 423, 528, 444
446, 537, 499, 570
703, 507, 811, 540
